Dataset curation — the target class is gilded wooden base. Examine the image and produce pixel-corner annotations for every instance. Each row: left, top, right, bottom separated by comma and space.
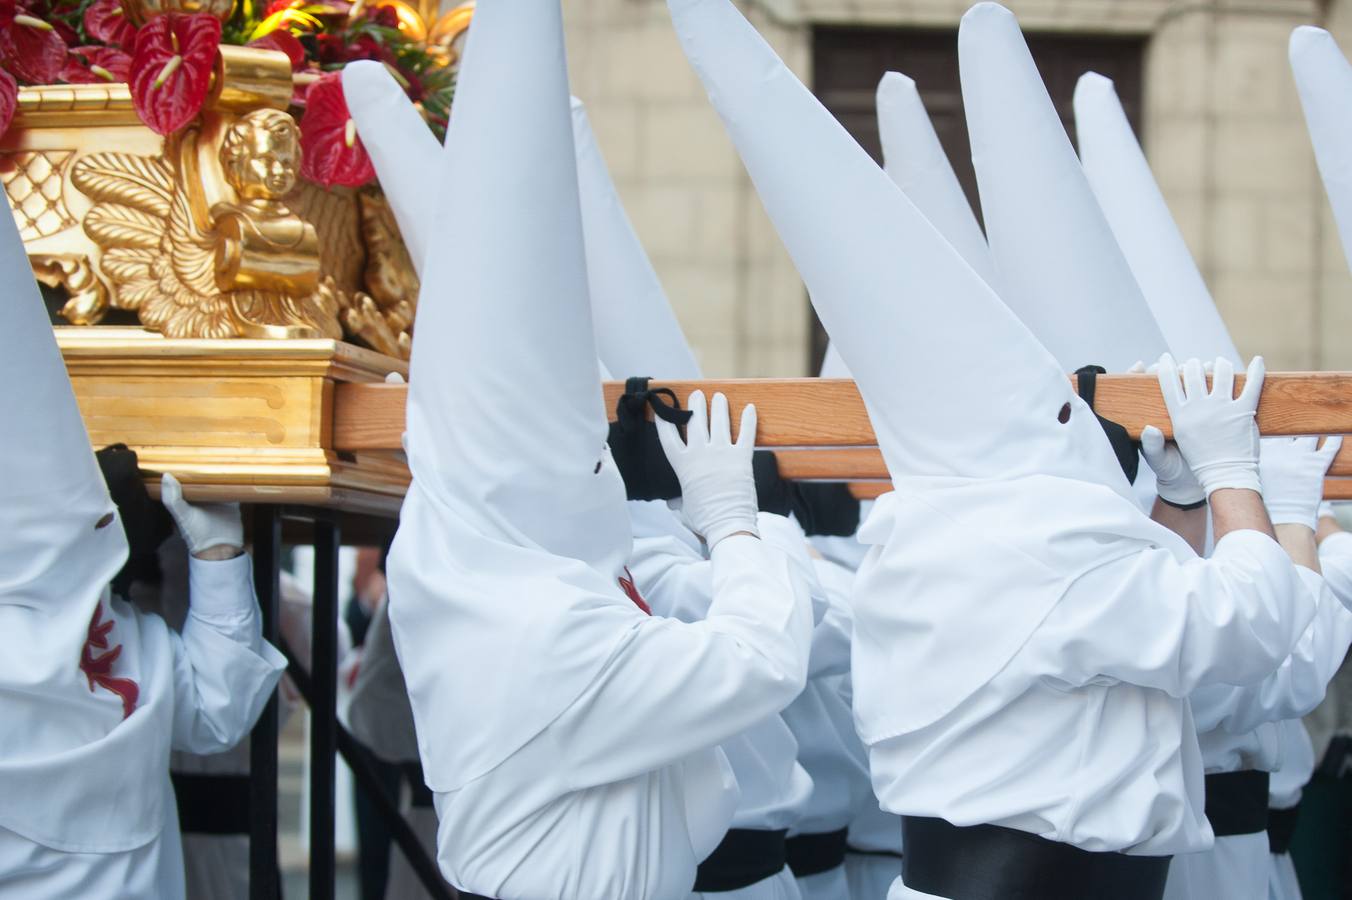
59, 327, 409, 517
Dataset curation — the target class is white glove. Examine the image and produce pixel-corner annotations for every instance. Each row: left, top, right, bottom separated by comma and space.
1155, 354, 1265, 497
160, 473, 244, 555
1320, 502, 1338, 521
1140, 425, 1205, 508
1260, 436, 1342, 530
656, 391, 759, 548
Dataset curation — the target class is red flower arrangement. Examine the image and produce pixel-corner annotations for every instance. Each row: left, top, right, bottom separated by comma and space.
5, 0, 461, 188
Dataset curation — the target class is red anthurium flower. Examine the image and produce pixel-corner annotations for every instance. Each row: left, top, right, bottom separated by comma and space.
84, 0, 138, 50
366, 4, 399, 28
62, 46, 132, 84
299, 71, 374, 188
248, 30, 305, 72
130, 13, 220, 136
0, 0, 70, 84
342, 33, 386, 63
0, 66, 16, 140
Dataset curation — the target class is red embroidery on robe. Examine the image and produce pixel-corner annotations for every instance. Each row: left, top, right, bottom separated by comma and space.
81, 602, 140, 720
618, 567, 652, 616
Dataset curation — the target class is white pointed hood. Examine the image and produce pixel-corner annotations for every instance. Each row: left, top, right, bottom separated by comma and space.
1074, 72, 1241, 364
385, 0, 641, 793
0, 198, 170, 853
1291, 27, 1352, 274
342, 61, 443, 279
961, 2, 1167, 374
877, 71, 998, 286
670, 0, 1195, 742
573, 99, 703, 380
0, 202, 125, 612
669, 0, 1125, 488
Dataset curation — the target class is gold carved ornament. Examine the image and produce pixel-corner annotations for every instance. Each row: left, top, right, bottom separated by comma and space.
4, 17, 424, 358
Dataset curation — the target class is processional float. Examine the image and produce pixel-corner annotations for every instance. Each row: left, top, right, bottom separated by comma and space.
9, 3, 1352, 900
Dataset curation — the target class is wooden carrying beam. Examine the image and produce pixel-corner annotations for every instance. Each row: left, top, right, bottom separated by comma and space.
334, 374, 1352, 478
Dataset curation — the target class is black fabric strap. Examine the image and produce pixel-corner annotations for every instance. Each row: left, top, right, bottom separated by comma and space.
402, 762, 434, 809
172, 772, 252, 836
97, 444, 174, 598
752, 450, 861, 537
1204, 770, 1271, 837
1268, 804, 1301, 855
900, 816, 1170, 900
1075, 366, 1140, 484
693, 828, 788, 892
608, 377, 692, 502
786, 828, 849, 878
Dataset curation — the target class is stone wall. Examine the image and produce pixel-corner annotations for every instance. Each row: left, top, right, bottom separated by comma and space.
552, 0, 1351, 374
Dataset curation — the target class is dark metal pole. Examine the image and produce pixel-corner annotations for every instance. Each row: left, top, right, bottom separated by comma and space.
310, 519, 341, 900
249, 505, 281, 900
276, 638, 456, 900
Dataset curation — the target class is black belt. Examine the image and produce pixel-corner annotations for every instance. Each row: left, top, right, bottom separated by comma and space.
1204, 771, 1270, 837
694, 828, 788, 892
401, 762, 434, 809
456, 894, 498, 900
900, 816, 1171, 900
846, 844, 903, 860
1268, 804, 1301, 854
171, 772, 252, 836
786, 828, 848, 878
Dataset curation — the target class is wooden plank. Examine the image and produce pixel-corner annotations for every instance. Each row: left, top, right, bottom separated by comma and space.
334, 374, 1352, 454
854, 480, 1352, 502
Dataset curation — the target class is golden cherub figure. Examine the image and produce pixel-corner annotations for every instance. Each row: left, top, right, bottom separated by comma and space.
72, 108, 340, 340
214, 109, 341, 339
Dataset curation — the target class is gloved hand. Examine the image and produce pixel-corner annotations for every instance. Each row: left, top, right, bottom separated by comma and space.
1140, 425, 1206, 508
656, 391, 759, 548
1260, 436, 1342, 530
1320, 501, 1338, 521
160, 473, 244, 556
1155, 354, 1265, 497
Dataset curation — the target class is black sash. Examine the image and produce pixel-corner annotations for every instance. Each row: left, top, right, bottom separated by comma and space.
786, 828, 849, 878
1204, 771, 1270, 837
900, 816, 1171, 900
1268, 804, 1301, 855
693, 828, 788, 892
172, 772, 252, 836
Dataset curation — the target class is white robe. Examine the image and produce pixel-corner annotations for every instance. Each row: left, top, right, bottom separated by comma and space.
395, 518, 813, 900
781, 571, 857, 900
1162, 563, 1351, 900
0, 554, 285, 900
858, 489, 1318, 900
628, 507, 818, 900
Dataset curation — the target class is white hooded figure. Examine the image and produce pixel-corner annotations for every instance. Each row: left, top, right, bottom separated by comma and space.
574, 97, 819, 900
1075, 69, 1352, 900
0, 204, 285, 896
1292, 26, 1352, 276
670, 1, 1323, 898
367, 3, 815, 897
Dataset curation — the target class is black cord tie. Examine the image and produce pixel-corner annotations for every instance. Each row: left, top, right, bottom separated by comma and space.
608, 377, 691, 502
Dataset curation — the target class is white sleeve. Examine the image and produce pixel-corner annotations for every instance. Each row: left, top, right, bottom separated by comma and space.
1200, 566, 1352, 734
551, 534, 814, 790
169, 554, 287, 754
1320, 532, 1352, 610
1031, 529, 1318, 697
